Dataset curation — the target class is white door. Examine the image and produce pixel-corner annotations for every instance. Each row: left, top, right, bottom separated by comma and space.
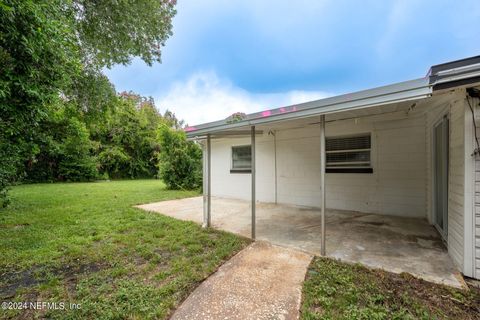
433, 116, 449, 240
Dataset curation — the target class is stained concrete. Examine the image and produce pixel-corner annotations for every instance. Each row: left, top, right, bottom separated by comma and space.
170, 241, 312, 320
138, 196, 464, 288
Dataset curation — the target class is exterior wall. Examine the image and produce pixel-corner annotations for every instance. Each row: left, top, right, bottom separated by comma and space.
473, 97, 480, 279
424, 91, 473, 275
275, 125, 322, 208
327, 117, 426, 216
447, 97, 466, 271
463, 95, 474, 279
211, 111, 428, 217
210, 136, 276, 203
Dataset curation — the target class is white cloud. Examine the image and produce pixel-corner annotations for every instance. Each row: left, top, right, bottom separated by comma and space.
155, 71, 331, 125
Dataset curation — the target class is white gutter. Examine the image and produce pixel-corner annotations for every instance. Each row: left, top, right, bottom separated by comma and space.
186, 77, 432, 137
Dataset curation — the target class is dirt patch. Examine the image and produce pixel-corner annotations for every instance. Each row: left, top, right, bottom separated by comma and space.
14, 223, 30, 229
0, 269, 41, 299
372, 270, 480, 318
0, 262, 103, 299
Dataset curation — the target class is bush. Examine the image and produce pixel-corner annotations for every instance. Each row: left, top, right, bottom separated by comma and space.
57, 118, 98, 181
25, 111, 98, 182
157, 126, 202, 190
98, 146, 131, 179
0, 144, 21, 207
94, 94, 161, 179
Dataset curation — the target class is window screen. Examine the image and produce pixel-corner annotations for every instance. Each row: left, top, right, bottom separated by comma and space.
326, 134, 372, 173
232, 145, 251, 171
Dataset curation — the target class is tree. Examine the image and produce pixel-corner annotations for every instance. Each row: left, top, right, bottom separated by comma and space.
24, 102, 98, 182
0, 0, 80, 206
95, 93, 162, 179
57, 117, 98, 181
72, 0, 176, 67
0, 0, 177, 205
163, 110, 185, 129
69, 68, 117, 125
157, 125, 202, 190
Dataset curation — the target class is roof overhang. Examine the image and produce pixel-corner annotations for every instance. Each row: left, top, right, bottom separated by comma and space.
186, 55, 480, 138
429, 55, 480, 91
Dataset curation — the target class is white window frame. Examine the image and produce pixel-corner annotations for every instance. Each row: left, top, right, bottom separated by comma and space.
325, 133, 373, 173
231, 145, 252, 173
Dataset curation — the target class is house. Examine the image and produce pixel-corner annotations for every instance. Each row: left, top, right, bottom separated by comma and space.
185, 55, 480, 282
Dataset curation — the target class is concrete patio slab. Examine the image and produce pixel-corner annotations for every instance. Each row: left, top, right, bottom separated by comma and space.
170, 241, 312, 320
137, 196, 464, 288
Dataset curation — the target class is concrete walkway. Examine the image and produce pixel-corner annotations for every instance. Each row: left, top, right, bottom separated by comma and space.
171, 241, 312, 320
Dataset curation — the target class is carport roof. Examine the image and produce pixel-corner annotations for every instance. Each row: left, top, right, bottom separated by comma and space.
185, 55, 480, 138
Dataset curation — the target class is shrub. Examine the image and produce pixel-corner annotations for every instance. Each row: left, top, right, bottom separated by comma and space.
57, 118, 98, 181
0, 144, 21, 207
25, 112, 98, 182
98, 146, 131, 179
157, 125, 202, 190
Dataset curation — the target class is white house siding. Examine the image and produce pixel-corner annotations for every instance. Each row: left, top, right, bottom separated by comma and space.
210, 136, 275, 203
210, 110, 428, 218
323, 116, 426, 217
448, 96, 467, 271
424, 91, 476, 277
373, 118, 427, 216
275, 125, 323, 208
473, 97, 480, 279
476, 130, 480, 278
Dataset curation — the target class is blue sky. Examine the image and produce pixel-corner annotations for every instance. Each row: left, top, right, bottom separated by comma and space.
105, 0, 480, 125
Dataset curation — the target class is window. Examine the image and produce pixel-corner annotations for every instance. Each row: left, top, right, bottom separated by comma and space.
326, 134, 373, 173
231, 145, 251, 173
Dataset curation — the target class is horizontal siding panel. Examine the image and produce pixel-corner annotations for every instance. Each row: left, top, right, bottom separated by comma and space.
475, 99, 480, 279
450, 215, 464, 233
450, 227, 464, 248
450, 247, 463, 269
448, 101, 465, 270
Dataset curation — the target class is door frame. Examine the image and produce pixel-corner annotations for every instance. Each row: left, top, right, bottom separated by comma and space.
432, 114, 449, 240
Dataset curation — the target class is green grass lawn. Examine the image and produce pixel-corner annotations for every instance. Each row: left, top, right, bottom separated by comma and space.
0, 180, 250, 319
301, 257, 480, 320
